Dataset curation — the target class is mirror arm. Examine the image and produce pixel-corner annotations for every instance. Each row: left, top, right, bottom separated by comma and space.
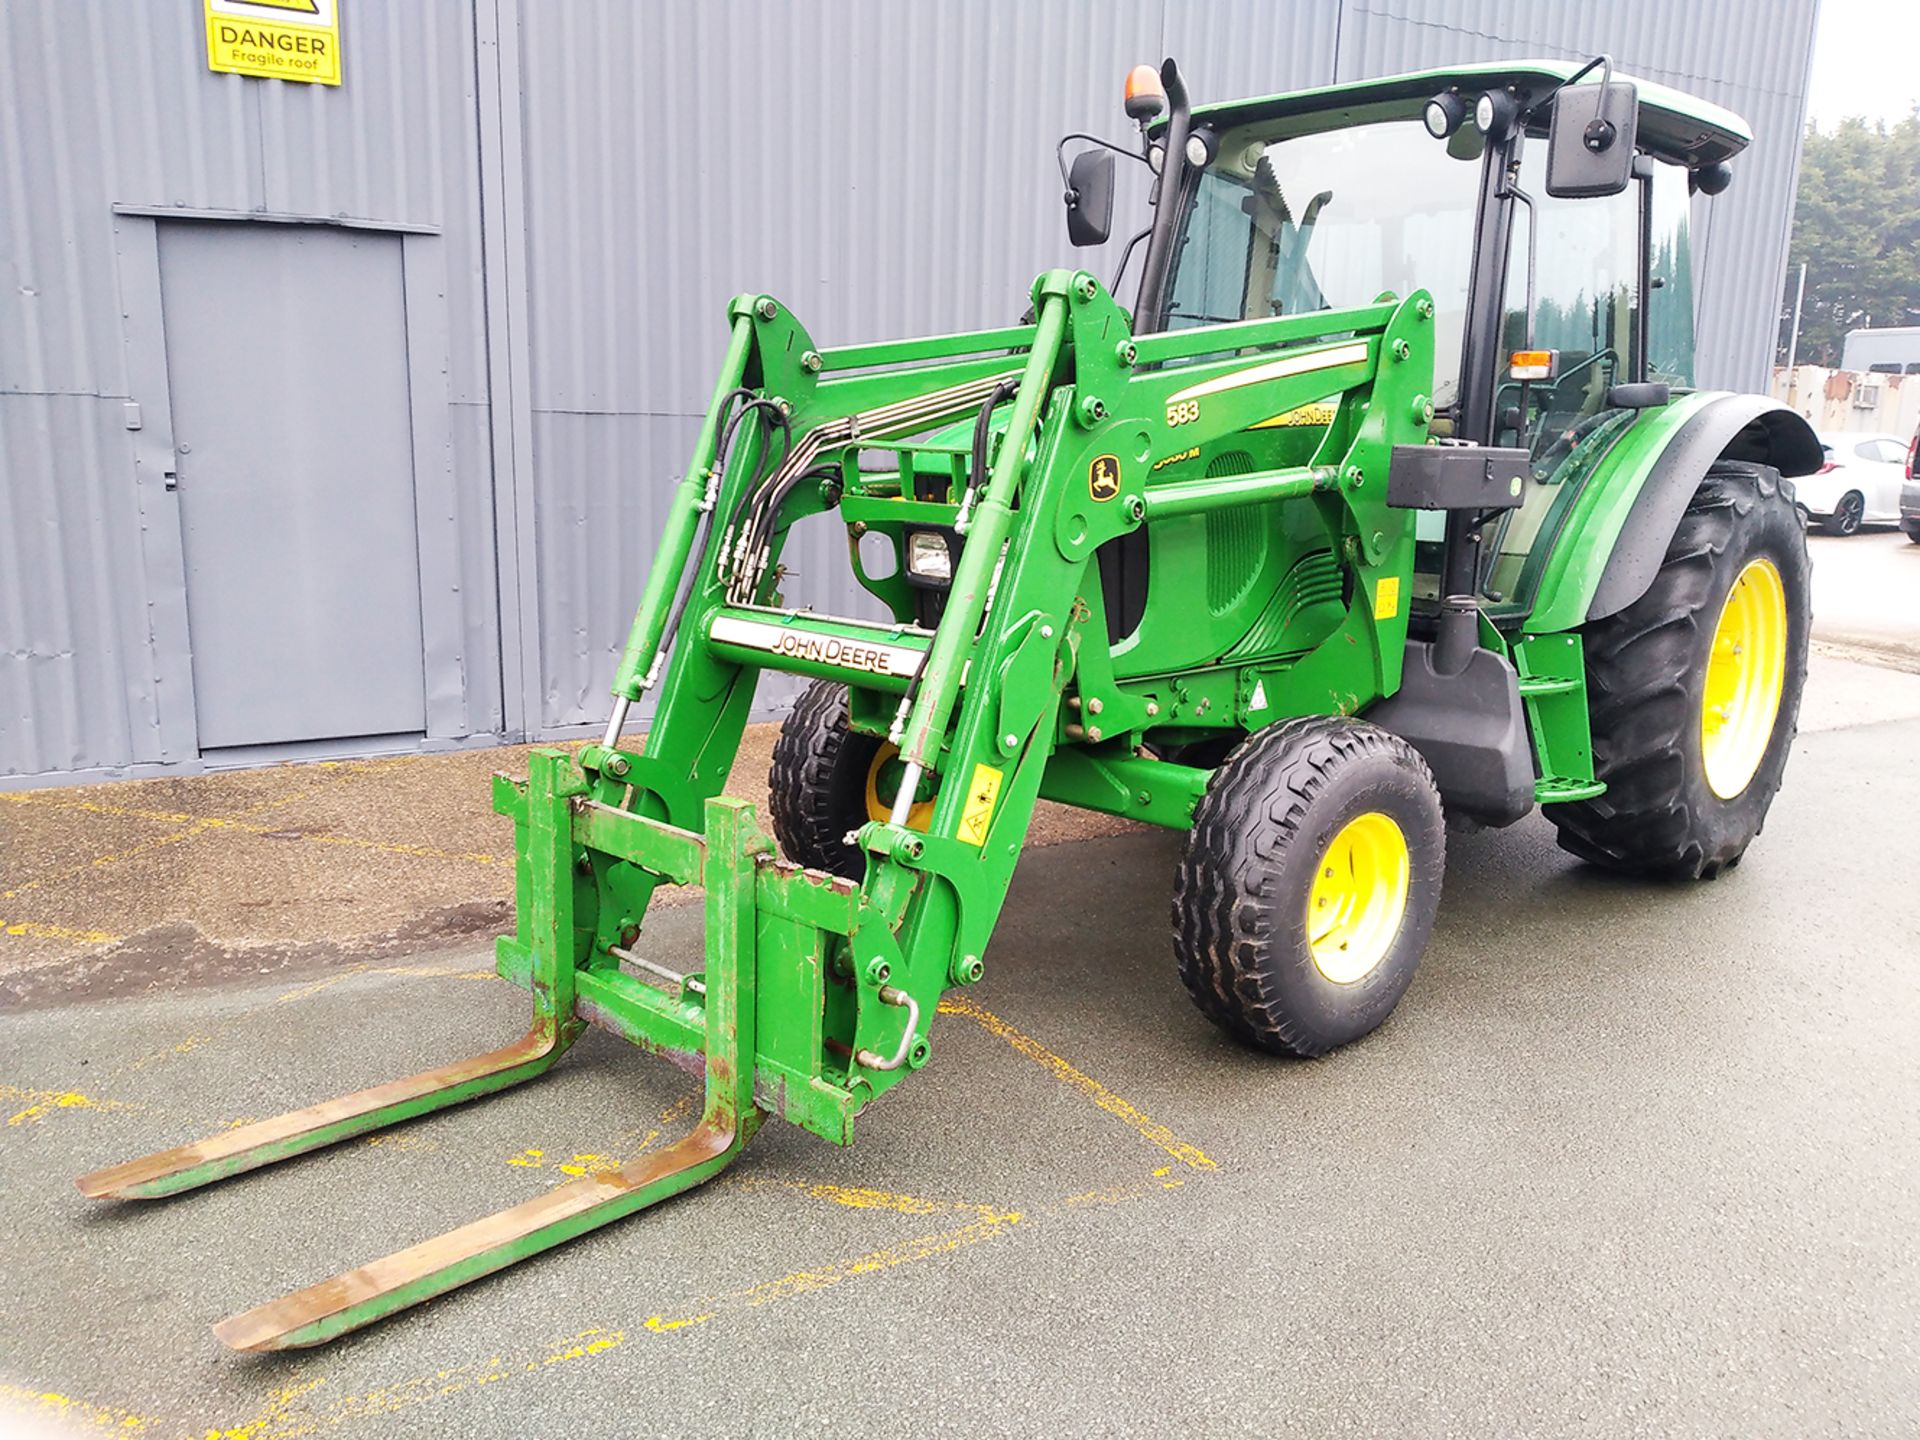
1525, 52, 1613, 126
1054, 132, 1154, 190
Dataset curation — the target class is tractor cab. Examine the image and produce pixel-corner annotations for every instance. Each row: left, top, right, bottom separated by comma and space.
1066, 59, 1749, 626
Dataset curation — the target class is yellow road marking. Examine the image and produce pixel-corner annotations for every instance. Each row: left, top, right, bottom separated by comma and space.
203, 1380, 325, 1440
0, 1084, 133, 1127
124, 1033, 218, 1072
646, 1209, 1024, 1329
0, 1382, 164, 1435
52, 1158, 1183, 1436
0, 915, 122, 944
0, 823, 209, 904
938, 995, 1218, 1171
170, 1326, 629, 1437
505, 1146, 614, 1177
504, 1092, 700, 1179
111, 967, 496, 1078
0, 761, 496, 923
0, 793, 196, 825
732, 1177, 1001, 1216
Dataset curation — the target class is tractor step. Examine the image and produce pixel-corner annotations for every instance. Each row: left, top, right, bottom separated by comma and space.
1534, 776, 1606, 803
1516, 674, 1581, 698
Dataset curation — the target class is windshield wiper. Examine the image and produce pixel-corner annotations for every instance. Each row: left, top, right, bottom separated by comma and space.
1163, 308, 1244, 325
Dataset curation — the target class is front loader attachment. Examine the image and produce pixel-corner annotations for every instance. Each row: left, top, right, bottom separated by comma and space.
78, 268, 1439, 1348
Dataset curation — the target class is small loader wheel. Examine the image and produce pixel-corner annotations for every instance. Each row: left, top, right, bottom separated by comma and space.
768, 681, 931, 879
1551, 461, 1809, 879
1173, 717, 1445, 1057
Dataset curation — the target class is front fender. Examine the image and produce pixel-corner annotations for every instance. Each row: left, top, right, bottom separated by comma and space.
1525, 392, 1821, 634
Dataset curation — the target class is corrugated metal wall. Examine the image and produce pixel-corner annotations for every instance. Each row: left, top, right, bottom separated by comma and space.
0, 0, 501, 780
508, 0, 1347, 729
0, 0, 1818, 783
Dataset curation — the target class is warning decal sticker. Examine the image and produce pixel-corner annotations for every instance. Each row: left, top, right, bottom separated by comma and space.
205, 0, 342, 86
1374, 575, 1401, 621
956, 763, 1004, 848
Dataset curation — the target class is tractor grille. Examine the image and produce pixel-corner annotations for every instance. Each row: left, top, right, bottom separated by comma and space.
1203, 450, 1264, 614
1222, 550, 1345, 662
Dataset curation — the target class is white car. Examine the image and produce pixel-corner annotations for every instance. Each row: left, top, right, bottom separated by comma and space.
1798, 431, 1912, 535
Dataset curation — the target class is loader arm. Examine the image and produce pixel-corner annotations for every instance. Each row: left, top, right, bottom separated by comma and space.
78, 268, 1439, 1347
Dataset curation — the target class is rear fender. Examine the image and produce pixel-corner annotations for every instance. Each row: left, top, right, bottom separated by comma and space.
1525, 393, 1821, 633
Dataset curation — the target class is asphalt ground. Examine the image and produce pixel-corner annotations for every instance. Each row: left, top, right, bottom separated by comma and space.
0, 723, 1132, 1006
3, 653, 1919, 1436
1806, 528, 1920, 672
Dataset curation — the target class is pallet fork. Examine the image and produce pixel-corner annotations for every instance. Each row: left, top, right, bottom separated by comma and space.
80, 268, 1442, 1347
78, 784, 772, 1350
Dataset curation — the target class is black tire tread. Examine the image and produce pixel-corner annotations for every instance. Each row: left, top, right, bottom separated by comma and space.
766, 680, 870, 879
1172, 716, 1442, 1057
1551, 461, 1809, 880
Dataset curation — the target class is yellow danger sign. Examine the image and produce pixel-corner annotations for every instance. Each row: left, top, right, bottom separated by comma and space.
956, 763, 1004, 848
205, 0, 341, 86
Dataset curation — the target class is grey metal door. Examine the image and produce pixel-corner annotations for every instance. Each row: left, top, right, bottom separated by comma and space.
156, 221, 427, 749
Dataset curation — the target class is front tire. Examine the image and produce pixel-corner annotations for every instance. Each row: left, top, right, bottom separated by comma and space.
1552, 461, 1809, 879
1173, 717, 1445, 1057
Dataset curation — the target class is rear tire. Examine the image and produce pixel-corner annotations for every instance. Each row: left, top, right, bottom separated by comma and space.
1172, 717, 1445, 1057
1551, 461, 1809, 880
1821, 490, 1864, 536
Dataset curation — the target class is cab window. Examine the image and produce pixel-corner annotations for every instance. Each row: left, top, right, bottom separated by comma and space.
1481, 139, 1640, 607
1645, 159, 1695, 387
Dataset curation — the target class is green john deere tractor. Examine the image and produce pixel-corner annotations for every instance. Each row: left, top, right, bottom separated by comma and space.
81, 56, 1818, 1348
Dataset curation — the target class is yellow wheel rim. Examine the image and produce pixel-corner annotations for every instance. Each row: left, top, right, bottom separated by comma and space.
864, 743, 934, 830
1305, 812, 1411, 984
1701, 557, 1788, 800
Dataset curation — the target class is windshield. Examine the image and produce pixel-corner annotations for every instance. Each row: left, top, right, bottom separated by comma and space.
1161, 116, 1486, 406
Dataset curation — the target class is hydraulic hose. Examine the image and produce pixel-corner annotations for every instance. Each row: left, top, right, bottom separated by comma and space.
894, 287, 1068, 780
653, 395, 786, 685
607, 311, 757, 738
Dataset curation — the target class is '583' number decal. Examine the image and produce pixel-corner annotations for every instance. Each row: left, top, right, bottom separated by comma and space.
1165, 398, 1201, 427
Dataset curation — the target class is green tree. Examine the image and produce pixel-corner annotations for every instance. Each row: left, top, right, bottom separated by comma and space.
1783, 115, 1920, 366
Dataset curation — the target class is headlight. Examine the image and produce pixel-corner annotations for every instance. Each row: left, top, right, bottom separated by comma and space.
905, 531, 952, 584
1424, 92, 1467, 139
1474, 89, 1518, 139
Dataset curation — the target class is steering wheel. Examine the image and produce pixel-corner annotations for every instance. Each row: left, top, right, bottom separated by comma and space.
1532, 389, 1628, 474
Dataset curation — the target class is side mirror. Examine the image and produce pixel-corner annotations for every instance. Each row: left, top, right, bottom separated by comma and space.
1545, 79, 1638, 198
1607, 381, 1670, 410
1065, 148, 1115, 247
